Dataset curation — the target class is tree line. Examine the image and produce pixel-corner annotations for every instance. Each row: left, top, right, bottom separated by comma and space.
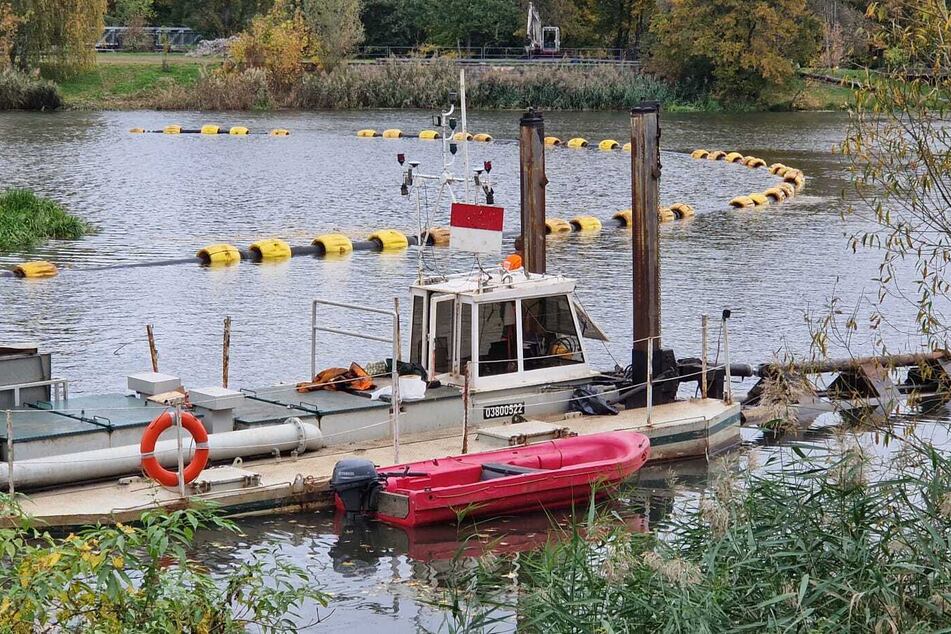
0, 0, 932, 106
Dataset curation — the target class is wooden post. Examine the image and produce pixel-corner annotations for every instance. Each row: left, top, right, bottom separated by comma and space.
630, 102, 662, 387
222, 317, 232, 388
461, 362, 471, 454
146, 324, 159, 373
519, 108, 547, 275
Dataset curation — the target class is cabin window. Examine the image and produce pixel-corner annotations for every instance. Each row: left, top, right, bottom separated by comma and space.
521, 295, 584, 370
477, 301, 518, 377
410, 295, 424, 365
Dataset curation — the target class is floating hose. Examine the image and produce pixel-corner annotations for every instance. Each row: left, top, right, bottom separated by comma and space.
729, 195, 755, 208
249, 239, 292, 261
566, 138, 588, 149
598, 139, 620, 151
201, 124, 220, 135
229, 126, 249, 136
423, 227, 451, 246
369, 229, 409, 251
748, 192, 770, 206
452, 132, 473, 141
545, 218, 573, 234
690, 149, 709, 159
613, 209, 632, 226
419, 130, 440, 140
472, 133, 493, 142
544, 136, 561, 146
357, 129, 379, 137
13, 261, 58, 278
569, 216, 602, 232
312, 234, 353, 256
197, 244, 241, 266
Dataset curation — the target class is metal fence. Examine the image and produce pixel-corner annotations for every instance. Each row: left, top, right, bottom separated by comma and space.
97, 27, 202, 52
355, 45, 640, 66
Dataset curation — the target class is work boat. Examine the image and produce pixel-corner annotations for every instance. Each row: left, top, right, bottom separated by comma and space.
0, 95, 741, 527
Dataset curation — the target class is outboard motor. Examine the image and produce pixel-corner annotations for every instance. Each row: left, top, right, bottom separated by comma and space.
330, 458, 382, 514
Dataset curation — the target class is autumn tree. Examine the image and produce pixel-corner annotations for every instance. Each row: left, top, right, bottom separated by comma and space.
842, 0, 951, 347
227, 0, 309, 89
301, 0, 364, 69
153, 0, 271, 37
423, 0, 520, 49
115, 0, 155, 51
8, 0, 107, 76
650, 0, 821, 104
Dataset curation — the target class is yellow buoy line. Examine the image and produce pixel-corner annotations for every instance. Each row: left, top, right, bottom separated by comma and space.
130, 125, 290, 136
690, 148, 806, 208
357, 129, 493, 142
3, 207, 699, 278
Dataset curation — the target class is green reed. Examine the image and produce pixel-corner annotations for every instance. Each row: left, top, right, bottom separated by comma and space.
0, 189, 88, 252
295, 61, 698, 111
431, 437, 951, 633
0, 70, 61, 111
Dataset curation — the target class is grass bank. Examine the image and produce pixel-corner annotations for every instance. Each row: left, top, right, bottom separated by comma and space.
57, 53, 208, 109
434, 436, 951, 631
0, 189, 89, 252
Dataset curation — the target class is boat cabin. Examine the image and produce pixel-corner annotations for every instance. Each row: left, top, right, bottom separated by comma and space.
408, 269, 605, 392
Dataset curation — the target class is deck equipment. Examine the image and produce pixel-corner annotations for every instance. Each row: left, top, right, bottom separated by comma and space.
330, 431, 650, 526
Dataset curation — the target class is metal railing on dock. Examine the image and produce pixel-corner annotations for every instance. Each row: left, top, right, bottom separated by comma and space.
310, 298, 404, 461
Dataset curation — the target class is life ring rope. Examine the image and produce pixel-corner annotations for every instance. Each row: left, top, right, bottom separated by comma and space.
139, 411, 210, 487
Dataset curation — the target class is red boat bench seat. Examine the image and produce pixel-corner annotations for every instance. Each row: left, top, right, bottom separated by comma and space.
480, 462, 545, 480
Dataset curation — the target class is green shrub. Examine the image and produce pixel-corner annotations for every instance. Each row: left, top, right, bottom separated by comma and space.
0, 70, 62, 111
0, 189, 88, 252
154, 67, 274, 111
0, 498, 328, 633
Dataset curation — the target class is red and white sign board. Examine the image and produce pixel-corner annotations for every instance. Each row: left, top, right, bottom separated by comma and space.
450, 202, 504, 255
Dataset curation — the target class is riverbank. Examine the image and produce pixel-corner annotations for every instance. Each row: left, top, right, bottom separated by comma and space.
44, 53, 853, 113
0, 190, 89, 252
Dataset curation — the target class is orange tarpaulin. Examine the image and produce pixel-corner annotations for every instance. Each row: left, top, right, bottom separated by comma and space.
296, 362, 375, 393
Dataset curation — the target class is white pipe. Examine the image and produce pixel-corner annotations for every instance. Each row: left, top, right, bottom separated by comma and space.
0, 420, 323, 490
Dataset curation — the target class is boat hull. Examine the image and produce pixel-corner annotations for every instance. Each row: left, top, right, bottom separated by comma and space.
367, 431, 650, 527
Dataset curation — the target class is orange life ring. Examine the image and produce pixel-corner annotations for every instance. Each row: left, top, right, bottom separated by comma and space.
139, 411, 209, 487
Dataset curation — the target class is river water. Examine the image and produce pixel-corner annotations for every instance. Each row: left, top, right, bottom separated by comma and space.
0, 109, 930, 631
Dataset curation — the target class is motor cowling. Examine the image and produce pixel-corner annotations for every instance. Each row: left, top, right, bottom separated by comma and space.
330, 458, 382, 514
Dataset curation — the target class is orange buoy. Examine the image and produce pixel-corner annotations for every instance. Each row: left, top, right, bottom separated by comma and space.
140, 411, 209, 487
502, 254, 523, 271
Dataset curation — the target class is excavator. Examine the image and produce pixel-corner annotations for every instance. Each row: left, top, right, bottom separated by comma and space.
525, 2, 560, 57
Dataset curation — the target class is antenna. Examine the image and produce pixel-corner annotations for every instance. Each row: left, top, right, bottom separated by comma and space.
396, 72, 493, 282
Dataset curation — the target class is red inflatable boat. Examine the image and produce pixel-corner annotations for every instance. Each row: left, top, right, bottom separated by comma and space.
330, 431, 651, 527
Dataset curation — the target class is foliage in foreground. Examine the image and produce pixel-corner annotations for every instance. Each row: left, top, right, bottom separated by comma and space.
435, 437, 951, 632
0, 69, 61, 111
0, 189, 87, 252
0, 499, 329, 633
